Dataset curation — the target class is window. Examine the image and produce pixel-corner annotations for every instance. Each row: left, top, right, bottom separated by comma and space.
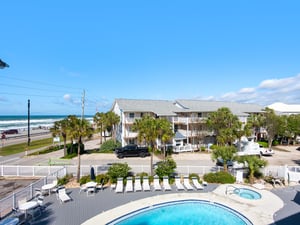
129, 113, 134, 118
198, 112, 202, 117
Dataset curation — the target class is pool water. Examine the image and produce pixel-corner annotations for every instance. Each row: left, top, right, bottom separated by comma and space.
234, 188, 262, 200
109, 200, 252, 225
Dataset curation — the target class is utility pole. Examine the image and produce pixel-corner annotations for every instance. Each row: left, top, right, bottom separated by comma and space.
27, 99, 30, 146
77, 90, 85, 182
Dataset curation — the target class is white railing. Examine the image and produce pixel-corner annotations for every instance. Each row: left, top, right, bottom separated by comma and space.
173, 144, 198, 153
0, 167, 65, 219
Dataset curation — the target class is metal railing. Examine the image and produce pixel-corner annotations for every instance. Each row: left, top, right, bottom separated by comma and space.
0, 167, 66, 219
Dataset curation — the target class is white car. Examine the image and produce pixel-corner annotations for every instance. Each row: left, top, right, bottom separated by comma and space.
259, 147, 274, 156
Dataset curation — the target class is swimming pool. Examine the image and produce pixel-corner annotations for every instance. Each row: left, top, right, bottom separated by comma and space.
108, 200, 253, 225
234, 188, 262, 200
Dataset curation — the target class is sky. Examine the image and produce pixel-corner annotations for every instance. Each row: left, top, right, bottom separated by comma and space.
1, 0, 300, 115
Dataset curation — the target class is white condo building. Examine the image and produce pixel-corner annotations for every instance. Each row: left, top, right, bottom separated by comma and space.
111, 98, 264, 150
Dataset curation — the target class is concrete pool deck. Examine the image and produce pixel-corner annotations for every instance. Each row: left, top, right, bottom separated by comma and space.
82, 184, 284, 225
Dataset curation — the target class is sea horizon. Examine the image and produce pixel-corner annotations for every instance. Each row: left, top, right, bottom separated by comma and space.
0, 115, 94, 132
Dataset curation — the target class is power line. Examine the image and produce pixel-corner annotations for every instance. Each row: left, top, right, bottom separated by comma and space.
0, 75, 82, 90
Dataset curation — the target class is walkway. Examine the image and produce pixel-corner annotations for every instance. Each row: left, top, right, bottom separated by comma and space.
21, 184, 300, 225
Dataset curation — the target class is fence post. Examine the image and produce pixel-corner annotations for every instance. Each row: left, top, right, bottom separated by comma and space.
1, 165, 3, 176
32, 166, 35, 176
12, 192, 16, 210
30, 183, 33, 199
17, 165, 20, 176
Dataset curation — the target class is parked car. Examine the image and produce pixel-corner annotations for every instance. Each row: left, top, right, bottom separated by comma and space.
2, 129, 18, 135
216, 158, 247, 169
114, 144, 150, 158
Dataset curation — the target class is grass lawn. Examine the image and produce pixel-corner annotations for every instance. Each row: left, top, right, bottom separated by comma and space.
0, 138, 53, 156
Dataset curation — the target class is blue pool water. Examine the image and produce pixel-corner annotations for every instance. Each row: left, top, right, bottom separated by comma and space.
234, 188, 262, 200
109, 200, 252, 225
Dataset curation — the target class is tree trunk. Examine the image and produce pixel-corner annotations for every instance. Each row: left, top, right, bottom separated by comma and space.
76, 137, 82, 182
149, 145, 154, 176
62, 133, 67, 157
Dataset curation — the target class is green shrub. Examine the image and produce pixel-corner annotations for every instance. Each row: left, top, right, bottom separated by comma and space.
155, 157, 177, 178
100, 140, 121, 152
57, 173, 73, 185
79, 175, 91, 185
67, 143, 85, 155
258, 141, 268, 148
96, 174, 110, 185
203, 171, 235, 184
107, 163, 131, 183
189, 173, 199, 180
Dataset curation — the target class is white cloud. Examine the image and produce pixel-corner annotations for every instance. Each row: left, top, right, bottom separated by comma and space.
206, 74, 300, 106
238, 87, 255, 94
63, 94, 72, 102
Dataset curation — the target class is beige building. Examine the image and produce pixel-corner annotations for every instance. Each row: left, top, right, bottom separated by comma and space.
111, 98, 264, 150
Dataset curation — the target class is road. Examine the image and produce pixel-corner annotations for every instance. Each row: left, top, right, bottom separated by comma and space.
1, 134, 300, 169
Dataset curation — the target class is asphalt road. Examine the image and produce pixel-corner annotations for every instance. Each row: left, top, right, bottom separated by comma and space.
1, 132, 300, 168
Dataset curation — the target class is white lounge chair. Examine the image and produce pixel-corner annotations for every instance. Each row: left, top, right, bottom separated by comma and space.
115, 177, 124, 193
183, 176, 194, 190
192, 177, 204, 190
125, 176, 133, 192
163, 176, 172, 191
142, 176, 151, 191
175, 176, 185, 191
58, 188, 71, 203
134, 176, 142, 192
153, 176, 162, 191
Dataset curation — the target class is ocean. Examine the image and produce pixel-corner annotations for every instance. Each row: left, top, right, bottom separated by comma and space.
0, 115, 93, 133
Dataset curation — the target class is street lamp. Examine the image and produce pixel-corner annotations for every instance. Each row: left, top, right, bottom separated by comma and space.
0, 59, 9, 69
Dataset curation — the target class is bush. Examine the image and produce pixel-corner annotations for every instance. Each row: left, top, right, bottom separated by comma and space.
155, 157, 177, 178
189, 173, 199, 180
100, 140, 121, 152
67, 143, 85, 155
96, 174, 110, 185
57, 173, 73, 185
203, 171, 235, 184
79, 175, 91, 185
107, 163, 131, 183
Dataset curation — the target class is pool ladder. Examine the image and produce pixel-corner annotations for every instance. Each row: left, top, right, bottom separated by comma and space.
225, 185, 239, 195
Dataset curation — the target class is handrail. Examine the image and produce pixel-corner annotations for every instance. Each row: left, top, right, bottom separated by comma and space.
225, 185, 239, 195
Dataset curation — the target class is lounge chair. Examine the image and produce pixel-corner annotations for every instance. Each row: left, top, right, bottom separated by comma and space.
175, 176, 185, 191
163, 176, 172, 191
115, 177, 124, 193
183, 176, 194, 190
153, 175, 162, 191
58, 188, 71, 203
191, 177, 204, 190
142, 176, 151, 191
134, 176, 142, 192
125, 176, 133, 192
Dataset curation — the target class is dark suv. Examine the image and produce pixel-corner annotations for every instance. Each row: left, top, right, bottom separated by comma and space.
115, 144, 150, 158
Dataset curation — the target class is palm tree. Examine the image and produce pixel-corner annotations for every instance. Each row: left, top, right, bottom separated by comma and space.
93, 112, 106, 144
50, 118, 69, 157
68, 115, 93, 182
105, 111, 120, 141
237, 155, 267, 184
132, 115, 161, 176
157, 118, 174, 160
206, 107, 240, 146
211, 146, 237, 172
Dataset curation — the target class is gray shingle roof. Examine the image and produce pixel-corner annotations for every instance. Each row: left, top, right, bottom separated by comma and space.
114, 98, 178, 116
113, 99, 264, 117
174, 99, 264, 116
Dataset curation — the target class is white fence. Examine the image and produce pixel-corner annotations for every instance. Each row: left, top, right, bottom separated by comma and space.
0, 167, 66, 219
1, 164, 300, 219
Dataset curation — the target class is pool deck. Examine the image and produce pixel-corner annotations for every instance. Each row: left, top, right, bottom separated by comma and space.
24, 183, 300, 225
